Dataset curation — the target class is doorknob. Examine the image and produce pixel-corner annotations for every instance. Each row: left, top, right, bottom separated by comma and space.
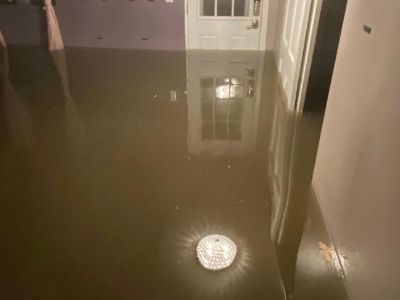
246, 19, 259, 30
247, 79, 255, 98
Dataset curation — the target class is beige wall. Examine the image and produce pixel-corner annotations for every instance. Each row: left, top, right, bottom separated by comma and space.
312, 0, 400, 299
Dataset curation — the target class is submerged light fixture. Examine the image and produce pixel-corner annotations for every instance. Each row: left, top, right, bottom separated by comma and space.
196, 234, 237, 271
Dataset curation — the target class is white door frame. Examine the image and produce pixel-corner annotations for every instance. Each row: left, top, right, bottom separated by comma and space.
259, 0, 270, 51
277, 0, 323, 112
184, 0, 270, 51
296, 0, 323, 111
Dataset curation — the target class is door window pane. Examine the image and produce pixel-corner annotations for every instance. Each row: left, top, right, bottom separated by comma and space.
201, 0, 251, 17
217, 0, 232, 16
201, 0, 215, 16
200, 77, 214, 89
201, 122, 213, 140
200, 77, 214, 103
215, 122, 228, 140
201, 103, 213, 121
215, 77, 244, 99
215, 101, 229, 122
199, 75, 245, 142
234, 0, 250, 16
229, 102, 243, 122
229, 123, 242, 140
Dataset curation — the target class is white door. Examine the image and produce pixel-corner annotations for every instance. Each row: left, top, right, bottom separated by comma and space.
277, 0, 313, 110
186, 0, 269, 50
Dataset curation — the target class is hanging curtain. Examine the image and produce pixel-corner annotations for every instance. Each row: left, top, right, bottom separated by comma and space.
0, 31, 34, 148
43, 1, 86, 151
44, 0, 64, 51
51, 51, 87, 152
0, 31, 9, 77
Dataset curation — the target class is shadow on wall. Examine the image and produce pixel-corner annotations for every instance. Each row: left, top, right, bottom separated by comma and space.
0, 0, 186, 50
304, 0, 347, 112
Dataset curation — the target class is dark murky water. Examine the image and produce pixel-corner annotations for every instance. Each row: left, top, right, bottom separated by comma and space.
0, 47, 347, 300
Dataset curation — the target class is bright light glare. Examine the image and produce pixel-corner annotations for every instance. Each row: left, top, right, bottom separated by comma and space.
196, 234, 237, 271
215, 78, 242, 99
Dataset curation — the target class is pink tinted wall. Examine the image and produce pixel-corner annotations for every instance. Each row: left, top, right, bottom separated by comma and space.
56, 0, 185, 50
312, 0, 400, 299
0, 0, 186, 50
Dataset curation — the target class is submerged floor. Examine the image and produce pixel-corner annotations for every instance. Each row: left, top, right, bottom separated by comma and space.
0, 48, 347, 300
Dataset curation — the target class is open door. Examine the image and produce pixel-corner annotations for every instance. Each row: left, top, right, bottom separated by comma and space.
276, 0, 321, 111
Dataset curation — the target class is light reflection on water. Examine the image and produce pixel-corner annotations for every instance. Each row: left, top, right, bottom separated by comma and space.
158, 218, 253, 296
0, 46, 345, 300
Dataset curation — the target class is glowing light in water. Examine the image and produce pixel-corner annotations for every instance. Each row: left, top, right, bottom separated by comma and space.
196, 234, 237, 270
215, 78, 242, 99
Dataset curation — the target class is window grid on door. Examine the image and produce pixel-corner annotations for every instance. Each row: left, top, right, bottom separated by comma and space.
200, 0, 250, 17
200, 76, 244, 141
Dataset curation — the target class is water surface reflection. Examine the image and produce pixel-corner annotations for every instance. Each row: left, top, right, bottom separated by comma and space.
187, 51, 265, 155
0, 47, 346, 300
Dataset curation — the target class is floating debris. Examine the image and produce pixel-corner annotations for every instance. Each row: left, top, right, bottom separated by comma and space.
227, 164, 231, 169
319, 242, 346, 278
153, 94, 158, 99
319, 242, 333, 263
175, 206, 180, 211
236, 199, 246, 205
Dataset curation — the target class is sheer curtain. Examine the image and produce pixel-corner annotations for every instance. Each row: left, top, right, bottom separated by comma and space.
44, 1, 86, 150
44, 0, 64, 50
0, 30, 34, 148
0, 31, 9, 76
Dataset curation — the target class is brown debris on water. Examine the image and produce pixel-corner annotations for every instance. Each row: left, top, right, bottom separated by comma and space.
319, 242, 333, 263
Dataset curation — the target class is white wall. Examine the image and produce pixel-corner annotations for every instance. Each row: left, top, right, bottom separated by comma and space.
312, 0, 400, 299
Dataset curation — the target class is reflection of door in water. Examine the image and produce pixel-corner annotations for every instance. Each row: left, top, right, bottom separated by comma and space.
187, 51, 264, 155
200, 77, 245, 141
186, 0, 269, 50
268, 99, 297, 244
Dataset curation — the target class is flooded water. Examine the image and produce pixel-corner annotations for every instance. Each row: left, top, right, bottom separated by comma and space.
0, 47, 347, 300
